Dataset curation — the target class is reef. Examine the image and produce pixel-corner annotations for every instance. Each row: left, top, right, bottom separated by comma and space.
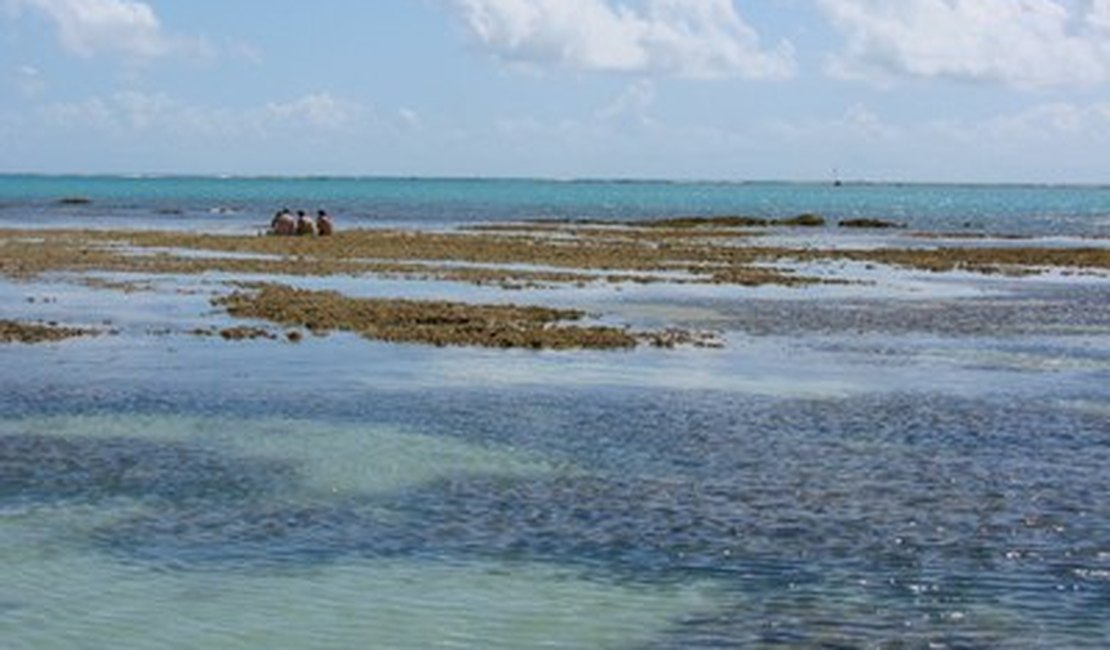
637, 215, 775, 228
12, 225, 1105, 291
838, 218, 904, 229
778, 213, 826, 227
801, 246, 1110, 275
591, 213, 827, 229
0, 228, 811, 288
2, 224, 1107, 351
0, 319, 102, 344
213, 282, 641, 350
190, 325, 278, 341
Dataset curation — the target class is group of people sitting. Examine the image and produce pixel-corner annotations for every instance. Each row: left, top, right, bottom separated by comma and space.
270, 208, 334, 237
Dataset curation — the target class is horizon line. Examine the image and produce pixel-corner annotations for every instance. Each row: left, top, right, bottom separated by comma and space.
1, 171, 1108, 189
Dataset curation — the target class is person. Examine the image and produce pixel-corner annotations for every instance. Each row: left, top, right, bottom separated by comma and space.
295, 210, 316, 236
271, 209, 295, 236
316, 209, 334, 236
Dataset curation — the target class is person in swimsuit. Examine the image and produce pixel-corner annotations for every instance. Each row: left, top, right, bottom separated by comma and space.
295, 210, 316, 236
316, 209, 334, 236
271, 209, 296, 236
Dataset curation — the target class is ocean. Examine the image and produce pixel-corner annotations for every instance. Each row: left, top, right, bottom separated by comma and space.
2, 174, 1110, 236
1, 175, 1109, 648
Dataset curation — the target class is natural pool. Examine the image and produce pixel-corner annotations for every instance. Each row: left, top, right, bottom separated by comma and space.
2, 257, 1109, 648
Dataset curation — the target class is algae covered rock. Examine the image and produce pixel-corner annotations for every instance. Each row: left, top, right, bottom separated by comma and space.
838, 218, 903, 229
779, 213, 825, 227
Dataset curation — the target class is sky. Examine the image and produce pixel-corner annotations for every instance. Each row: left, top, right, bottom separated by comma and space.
2, 0, 1110, 182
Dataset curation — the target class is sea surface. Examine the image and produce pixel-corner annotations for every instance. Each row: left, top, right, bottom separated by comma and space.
1, 176, 1109, 648
3, 174, 1110, 235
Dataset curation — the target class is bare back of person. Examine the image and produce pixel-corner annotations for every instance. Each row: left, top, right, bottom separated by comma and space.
272, 212, 296, 236
316, 210, 334, 236
295, 212, 316, 236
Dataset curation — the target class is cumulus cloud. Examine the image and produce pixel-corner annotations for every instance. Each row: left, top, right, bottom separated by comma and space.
818, 0, 1110, 88
8, 0, 209, 60
452, 0, 795, 79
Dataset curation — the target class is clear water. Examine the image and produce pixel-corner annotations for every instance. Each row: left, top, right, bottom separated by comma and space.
3, 174, 1110, 235
2, 178, 1109, 648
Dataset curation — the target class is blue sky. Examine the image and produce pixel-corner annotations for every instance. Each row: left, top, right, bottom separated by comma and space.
2, 0, 1110, 182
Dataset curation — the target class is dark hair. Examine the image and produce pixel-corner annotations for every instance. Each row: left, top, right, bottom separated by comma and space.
317, 210, 327, 216
297, 210, 306, 217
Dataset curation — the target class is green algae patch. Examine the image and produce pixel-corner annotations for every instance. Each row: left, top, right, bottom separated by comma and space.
0, 320, 103, 344
213, 283, 639, 350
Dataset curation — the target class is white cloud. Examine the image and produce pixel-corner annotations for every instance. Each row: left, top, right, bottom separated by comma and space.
227, 39, 264, 65
981, 101, 1110, 140
764, 100, 1110, 152
8, 0, 210, 60
818, 0, 1110, 88
38, 91, 374, 137
398, 107, 423, 130
41, 95, 120, 130
263, 93, 366, 130
1089, 0, 1110, 33
13, 63, 46, 97
596, 79, 656, 123
452, 0, 795, 79
765, 103, 901, 143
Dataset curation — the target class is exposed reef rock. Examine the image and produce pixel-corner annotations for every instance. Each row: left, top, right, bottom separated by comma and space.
213, 282, 640, 350
631, 214, 826, 228
0, 320, 102, 344
778, 213, 826, 227
838, 218, 904, 229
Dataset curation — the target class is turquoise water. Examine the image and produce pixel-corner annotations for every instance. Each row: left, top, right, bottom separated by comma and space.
2, 179, 1110, 647
3, 174, 1110, 235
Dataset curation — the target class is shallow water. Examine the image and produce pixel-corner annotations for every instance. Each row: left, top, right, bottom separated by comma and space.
3, 192, 1110, 647
2, 389, 1108, 647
